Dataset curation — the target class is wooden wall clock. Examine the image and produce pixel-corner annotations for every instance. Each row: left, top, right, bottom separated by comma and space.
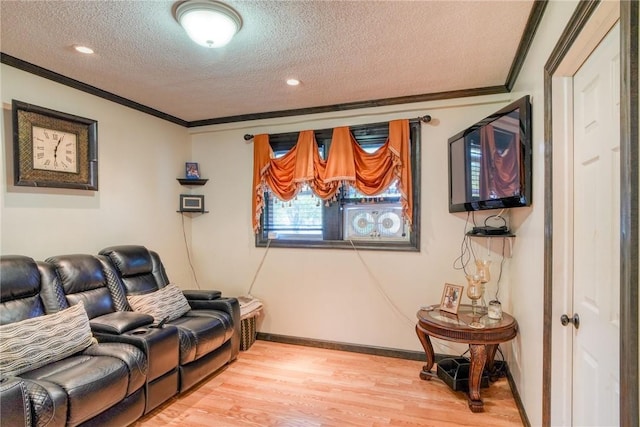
12, 100, 98, 190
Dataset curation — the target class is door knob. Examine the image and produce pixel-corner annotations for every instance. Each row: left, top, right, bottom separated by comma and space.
560, 313, 580, 329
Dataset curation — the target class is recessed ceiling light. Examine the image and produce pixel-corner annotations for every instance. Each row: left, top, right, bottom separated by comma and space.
74, 45, 94, 54
286, 79, 300, 86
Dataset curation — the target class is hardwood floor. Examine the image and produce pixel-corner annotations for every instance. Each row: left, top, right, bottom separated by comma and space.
134, 340, 523, 427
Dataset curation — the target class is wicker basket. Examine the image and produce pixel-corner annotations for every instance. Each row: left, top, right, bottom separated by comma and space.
238, 295, 263, 351
240, 315, 257, 351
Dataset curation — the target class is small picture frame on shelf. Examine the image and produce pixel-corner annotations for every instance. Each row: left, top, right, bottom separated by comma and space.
185, 162, 200, 179
440, 283, 463, 314
179, 194, 205, 212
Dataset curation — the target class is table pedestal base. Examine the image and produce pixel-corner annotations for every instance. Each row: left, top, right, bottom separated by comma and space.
416, 325, 497, 413
415, 306, 517, 414
415, 324, 436, 380
467, 344, 487, 412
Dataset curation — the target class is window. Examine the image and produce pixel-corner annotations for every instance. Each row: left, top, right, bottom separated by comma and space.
468, 129, 481, 199
255, 120, 421, 251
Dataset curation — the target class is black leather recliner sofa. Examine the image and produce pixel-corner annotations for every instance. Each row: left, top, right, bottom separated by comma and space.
99, 245, 241, 392
1, 247, 241, 426
0, 255, 148, 427
43, 253, 181, 414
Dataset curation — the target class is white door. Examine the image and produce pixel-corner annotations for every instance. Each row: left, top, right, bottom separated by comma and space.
571, 23, 620, 426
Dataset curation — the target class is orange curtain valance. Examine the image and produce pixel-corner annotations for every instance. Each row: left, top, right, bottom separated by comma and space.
252, 119, 412, 233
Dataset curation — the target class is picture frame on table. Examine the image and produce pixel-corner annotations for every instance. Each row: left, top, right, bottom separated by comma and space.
440, 283, 463, 314
185, 162, 200, 179
12, 100, 98, 190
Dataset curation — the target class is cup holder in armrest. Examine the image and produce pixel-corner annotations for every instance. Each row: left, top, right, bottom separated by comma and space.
130, 329, 150, 335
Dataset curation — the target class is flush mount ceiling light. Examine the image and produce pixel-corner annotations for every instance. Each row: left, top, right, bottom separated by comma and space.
174, 0, 242, 48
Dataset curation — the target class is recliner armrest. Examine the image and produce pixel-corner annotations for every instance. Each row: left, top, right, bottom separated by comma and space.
187, 296, 239, 317
182, 290, 222, 300
0, 377, 30, 427
90, 312, 155, 334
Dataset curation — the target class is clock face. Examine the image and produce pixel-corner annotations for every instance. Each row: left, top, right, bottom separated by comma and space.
32, 126, 78, 173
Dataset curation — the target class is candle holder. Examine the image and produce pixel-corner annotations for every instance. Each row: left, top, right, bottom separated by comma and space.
465, 274, 484, 315
474, 259, 492, 312
488, 300, 503, 320
475, 259, 491, 283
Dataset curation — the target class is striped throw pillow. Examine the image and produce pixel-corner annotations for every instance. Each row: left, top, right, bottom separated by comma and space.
0, 302, 94, 377
126, 284, 190, 323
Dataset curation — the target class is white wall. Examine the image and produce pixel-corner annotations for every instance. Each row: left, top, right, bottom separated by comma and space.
189, 95, 519, 353
186, 5, 580, 425
508, 1, 580, 425
0, 3, 583, 423
1, 65, 195, 286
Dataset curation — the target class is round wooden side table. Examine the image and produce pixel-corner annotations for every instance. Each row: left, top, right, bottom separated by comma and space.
415, 304, 518, 412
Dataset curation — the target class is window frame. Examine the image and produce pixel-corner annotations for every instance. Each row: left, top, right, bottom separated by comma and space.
255, 119, 421, 251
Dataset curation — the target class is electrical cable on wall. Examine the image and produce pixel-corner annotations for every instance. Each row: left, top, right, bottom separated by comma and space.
453, 212, 474, 275
181, 214, 201, 289
494, 237, 506, 301
246, 239, 271, 297
244, 235, 461, 353
242, 237, 460, 352
348, 240, 459, 354
349, 240, 413, 327
482, 209, 508, 302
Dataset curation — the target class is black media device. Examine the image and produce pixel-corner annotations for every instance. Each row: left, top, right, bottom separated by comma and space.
470, 225, 510, 236
448, 96, 532, 213
469, 214, 510, 236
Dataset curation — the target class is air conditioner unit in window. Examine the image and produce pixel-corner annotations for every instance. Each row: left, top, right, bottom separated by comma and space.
343, 203, 409, 241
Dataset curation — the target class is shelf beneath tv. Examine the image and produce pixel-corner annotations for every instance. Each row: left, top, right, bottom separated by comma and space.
466, 232, 516, 238
177, 178, 208, 186
466, 232, 515, 257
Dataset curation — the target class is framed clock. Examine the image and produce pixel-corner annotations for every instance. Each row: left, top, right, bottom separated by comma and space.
12, 100, 98, 190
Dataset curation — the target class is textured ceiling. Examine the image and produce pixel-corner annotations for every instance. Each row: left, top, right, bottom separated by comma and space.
0, 0, 534, 124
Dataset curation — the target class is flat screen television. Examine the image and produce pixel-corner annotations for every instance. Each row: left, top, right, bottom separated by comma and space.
448, 95, 532, 213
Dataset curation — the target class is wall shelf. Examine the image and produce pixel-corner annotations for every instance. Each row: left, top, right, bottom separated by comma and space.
177, 178, 208, 186
466, 232, 515, 258
177, 210, 209, 214
466, 232, 516, 238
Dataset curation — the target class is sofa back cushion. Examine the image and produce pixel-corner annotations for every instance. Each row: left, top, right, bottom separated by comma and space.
45, 254, 117, 319
0, 301, 94, 377
99, 245, 170, 295
1, 256, 47, 325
